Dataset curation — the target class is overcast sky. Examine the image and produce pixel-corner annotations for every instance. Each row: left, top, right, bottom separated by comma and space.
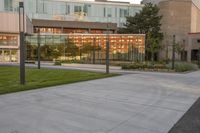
109, 0, 142, 4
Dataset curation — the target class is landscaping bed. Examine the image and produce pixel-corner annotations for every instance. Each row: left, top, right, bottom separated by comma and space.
121, 62, 199, 72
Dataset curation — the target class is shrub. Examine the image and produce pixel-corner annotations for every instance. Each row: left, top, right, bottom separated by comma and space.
167, 62, 199, 72
154, 64, 166, 69
61, 60, 86, 64
54, 61, 61, 66
121, 62, 167, 70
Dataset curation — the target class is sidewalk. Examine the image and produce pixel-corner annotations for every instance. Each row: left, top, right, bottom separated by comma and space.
0, 69, 199, 133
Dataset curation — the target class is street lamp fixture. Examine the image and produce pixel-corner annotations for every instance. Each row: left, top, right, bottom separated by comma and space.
19, 2, 25, 85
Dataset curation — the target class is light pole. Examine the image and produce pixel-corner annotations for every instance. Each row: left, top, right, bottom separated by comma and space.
106, 14, 111, 74
37, 28, 41, 69
19, 2, 25, 85
182, 39, 185, 61
172, 35, 176, 70
93, 37, 96, 64
198, 47, 200, 66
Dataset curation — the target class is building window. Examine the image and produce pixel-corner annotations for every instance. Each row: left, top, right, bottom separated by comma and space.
83, 4, 91, 16
4, 0, 13, 11
0, 34, 18, 46
115, 8, 118, 17
74, 5, 82, 13
66, 4, 70, 15
107, 8, 112, 17
103, 7, 106, 17
120, 9, 128, 18
36, 0, 47, 14
191, 49, 199, 61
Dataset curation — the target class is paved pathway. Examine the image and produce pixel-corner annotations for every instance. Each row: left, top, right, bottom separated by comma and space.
0, 64, 199, 133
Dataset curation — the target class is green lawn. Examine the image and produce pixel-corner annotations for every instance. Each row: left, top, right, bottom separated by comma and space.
0, 66, 117, 95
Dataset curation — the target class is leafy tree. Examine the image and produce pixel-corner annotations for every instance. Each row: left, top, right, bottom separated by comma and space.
175, 42, 185, 60
146, 32, 161, 63
81, 43, 102, 62
51, 48, 61, 59
66, 39, 79, 58
82, 43, 101, 53
118, 3, 163, 61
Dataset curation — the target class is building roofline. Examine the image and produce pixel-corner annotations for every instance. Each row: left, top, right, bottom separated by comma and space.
29, 33, 146, 36
188, 32, 200, 35
32, 19, 118, 30
45, 0, 143, 7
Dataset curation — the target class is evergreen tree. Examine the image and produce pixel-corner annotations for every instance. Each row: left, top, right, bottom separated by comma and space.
118, 3, 163, 61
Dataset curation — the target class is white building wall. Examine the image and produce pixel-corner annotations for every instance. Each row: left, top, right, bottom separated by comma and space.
0, 12, 33, 34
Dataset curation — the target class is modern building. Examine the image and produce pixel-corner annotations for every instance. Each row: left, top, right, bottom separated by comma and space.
158, 0, 200, 62
0, 0, 145, 63
1, 0, 142, 28
26, 34, 145, 63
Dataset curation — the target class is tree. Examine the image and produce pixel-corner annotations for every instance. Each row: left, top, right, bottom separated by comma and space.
66, 39, 79, 59
146, 32, 161, 63
175, 42, 185, 60
118, 3, 163, 61
51, 48, 62, 59
81, 43, 102, 62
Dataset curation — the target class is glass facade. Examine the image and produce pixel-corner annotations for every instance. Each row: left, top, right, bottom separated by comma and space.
0, 34, 18, 62
0, 0, 144, 63
4, 0, 13, 11
0, 34, 18, 46
0, 49, 18, 62
34, 27, 113, 34
26, 34, 145, 64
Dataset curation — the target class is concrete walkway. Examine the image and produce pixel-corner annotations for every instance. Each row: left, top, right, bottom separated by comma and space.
0, 66, 200, 133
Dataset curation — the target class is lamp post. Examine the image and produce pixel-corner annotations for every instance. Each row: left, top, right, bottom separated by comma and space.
182, 39, 185, 61
19, 2, 25, 85
106, 14, 111, 74
93, 37, 96, 64
172, 35, 176, 70
198, 47, 200, 66
37, 28, 41, 69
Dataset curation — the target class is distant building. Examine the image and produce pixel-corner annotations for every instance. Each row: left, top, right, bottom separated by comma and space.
158, 0, 200, 62
0, 0, 144, 62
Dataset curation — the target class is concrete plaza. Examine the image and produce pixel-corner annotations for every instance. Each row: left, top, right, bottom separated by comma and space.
0, 69, 199, 133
